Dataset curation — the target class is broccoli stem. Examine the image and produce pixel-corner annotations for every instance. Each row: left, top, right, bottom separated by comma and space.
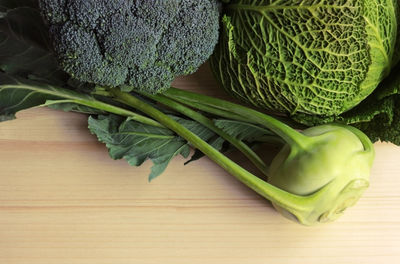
108, 88, 313, 217
140, 91, 269, 177
163, 88, 313, 150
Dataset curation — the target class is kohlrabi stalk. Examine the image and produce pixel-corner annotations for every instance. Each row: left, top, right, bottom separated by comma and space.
135, 91, 269, 177
163, 88, 313, 150
109, 87, 375, 225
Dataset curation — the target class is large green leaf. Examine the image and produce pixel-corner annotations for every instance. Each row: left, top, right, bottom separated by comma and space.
88, 113, 278, 180
88, 113, 244, 181
88, 115, 206, 181
185, 119, 276, 164
0, 7, 101, 117
0, 0, 38, 12
0, 7, 68, 84
214, 119, 274, 141
0, 73, 100, 121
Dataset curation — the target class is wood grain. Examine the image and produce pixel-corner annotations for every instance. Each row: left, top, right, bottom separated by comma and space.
0, 64, 399, 263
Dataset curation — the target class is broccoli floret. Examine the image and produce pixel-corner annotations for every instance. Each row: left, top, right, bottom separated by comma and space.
39, 0, 220, 93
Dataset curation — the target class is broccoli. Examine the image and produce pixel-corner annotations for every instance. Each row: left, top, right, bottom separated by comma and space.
38, 0, 220, 93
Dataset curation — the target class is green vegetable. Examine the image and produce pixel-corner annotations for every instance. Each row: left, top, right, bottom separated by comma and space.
0, 72, 375, 224
268, 124, 373, 223
0, 73, 160, 126
38, 0, 220, 93
108, 88, 375, 225
88, 114, 193, 181
0, 5, 68, 84
0, 72, 275, 180
0, 4, 273, 179
292, 62, 400, 145
211, 0, 399, 116
0, 3, 376, 225
0, 0, 38, 11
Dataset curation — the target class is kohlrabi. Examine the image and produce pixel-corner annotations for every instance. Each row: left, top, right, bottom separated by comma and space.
108, 88, 375, 225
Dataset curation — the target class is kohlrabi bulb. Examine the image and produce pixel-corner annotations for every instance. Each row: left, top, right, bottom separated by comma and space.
159, 88, 376, 225
268, 124, 375, 225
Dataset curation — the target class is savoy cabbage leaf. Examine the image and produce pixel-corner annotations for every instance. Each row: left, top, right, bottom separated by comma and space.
292, 62, 400, 145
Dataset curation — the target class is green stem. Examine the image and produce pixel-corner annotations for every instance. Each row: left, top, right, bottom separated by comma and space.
256, 135, 285, 145
72, 99, 164, 128
164, 88, 313, 149
42, 98, 164, 128
109, 88, 311, 216
139, 91, 269, 177
170, 98, 252, 123
4, 80, 165, 128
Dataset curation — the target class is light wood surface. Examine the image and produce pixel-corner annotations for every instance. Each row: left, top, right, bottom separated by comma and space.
1, 64, 399, 263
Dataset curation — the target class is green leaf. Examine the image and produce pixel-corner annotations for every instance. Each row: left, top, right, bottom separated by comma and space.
0, 73, 101, 121
348, 64, 400, 145
0, 0, 38, 12
184, 136, 225, 165
214, 119, 274, 141
88, 114, 236, 180
88, 115, 193, 181
0, 7, 50, 51
0, 7, 105, 116
292, 63, 400, 145
0, 74, 61, 120
0, 7, 68, 84
0, 72, 165, 131
89, 113, 278, 180
44, 100, 104, 115
187, 119, 277, 164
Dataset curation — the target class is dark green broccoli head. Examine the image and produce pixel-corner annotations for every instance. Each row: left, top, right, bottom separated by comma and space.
39, 0, 220, 93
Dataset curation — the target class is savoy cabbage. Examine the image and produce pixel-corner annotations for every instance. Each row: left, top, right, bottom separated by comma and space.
211, 0, 400, 116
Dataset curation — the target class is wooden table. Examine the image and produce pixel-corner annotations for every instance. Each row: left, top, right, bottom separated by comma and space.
1, 65, 399, 263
